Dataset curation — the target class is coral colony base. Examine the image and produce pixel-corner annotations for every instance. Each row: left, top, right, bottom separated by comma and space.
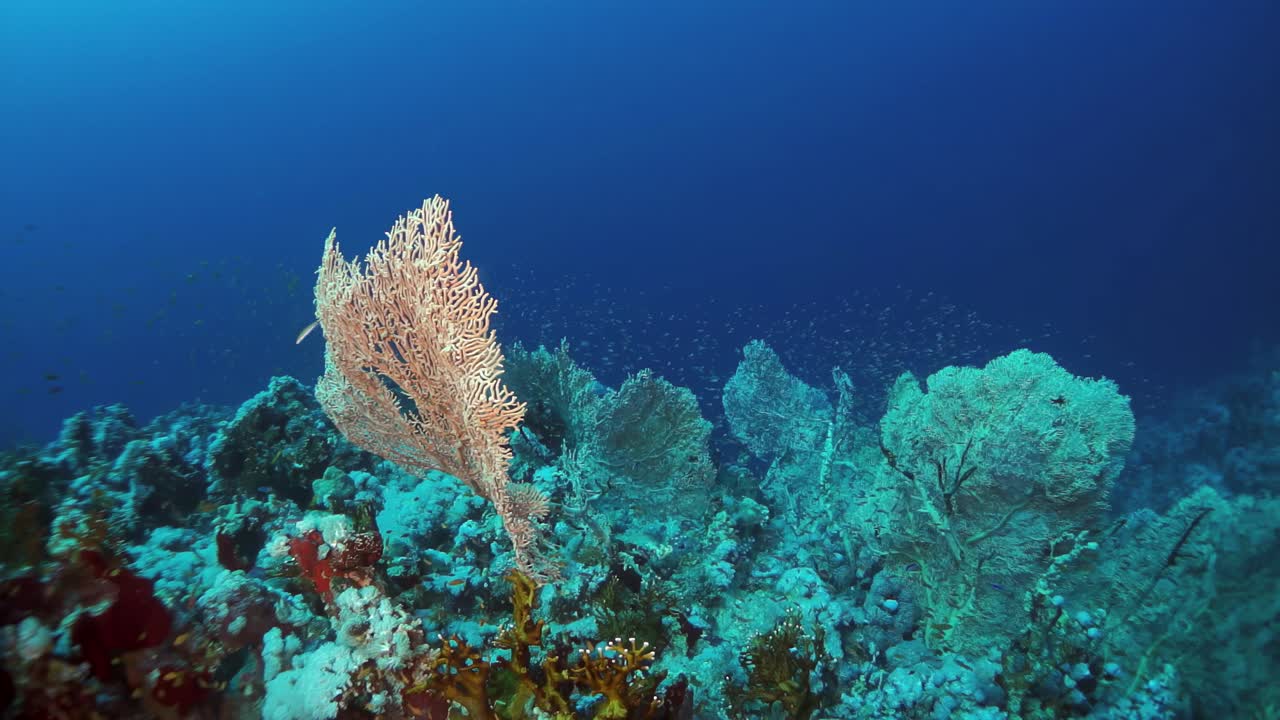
1, 199, 1276, 719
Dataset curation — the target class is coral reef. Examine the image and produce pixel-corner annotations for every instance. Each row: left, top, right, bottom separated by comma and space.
2, 207, 1276, 720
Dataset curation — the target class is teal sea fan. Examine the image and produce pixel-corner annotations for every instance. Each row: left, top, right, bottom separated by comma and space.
503, 340, 602, 453
1093, 485, 1280, 715
723, 339, 832, 460
876, 349, 1136, 654
881, 349, 1135, 511
572, 368, 717, 525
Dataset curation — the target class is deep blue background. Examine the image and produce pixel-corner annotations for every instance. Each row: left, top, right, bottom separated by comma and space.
2, 1, 1277, 444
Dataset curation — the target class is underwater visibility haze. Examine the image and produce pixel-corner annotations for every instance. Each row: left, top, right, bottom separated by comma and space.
1, 2, 1278, 718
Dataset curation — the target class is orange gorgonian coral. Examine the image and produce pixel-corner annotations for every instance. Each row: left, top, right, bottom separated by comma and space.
312, 196, 551, 581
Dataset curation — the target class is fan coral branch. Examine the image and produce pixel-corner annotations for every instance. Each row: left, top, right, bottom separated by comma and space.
312, 196, 549, 579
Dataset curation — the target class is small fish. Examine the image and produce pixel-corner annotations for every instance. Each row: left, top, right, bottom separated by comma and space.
447, 578, 466, 586
44, 373, 59, 381
295, 320, 319, 345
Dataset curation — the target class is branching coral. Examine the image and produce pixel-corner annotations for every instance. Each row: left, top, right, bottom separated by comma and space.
414, 571, 672, 719
729, 611, 827, 720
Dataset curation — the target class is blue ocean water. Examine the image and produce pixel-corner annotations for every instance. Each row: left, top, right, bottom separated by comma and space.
1, 2, 1277, 718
